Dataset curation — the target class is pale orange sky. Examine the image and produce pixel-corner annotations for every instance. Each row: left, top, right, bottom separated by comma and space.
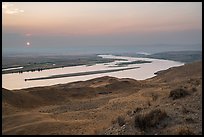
2, 2, 202, 55
2, 2, 202, 36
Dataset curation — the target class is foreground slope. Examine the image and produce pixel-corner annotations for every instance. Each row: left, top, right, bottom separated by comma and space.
2, 61, 202, 135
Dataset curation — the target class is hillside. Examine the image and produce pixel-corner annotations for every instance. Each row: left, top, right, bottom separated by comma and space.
146, 51, 202, 63
2, 61, 202, 135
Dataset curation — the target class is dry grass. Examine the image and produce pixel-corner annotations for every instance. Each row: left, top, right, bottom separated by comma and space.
127, 107, 142, 117
191, 87, 197, 92
112, 116, 126, 127
151, 93, 158, 101
134, 109, 167, 131
169, 88, 190, 100
176, 126, 195, 135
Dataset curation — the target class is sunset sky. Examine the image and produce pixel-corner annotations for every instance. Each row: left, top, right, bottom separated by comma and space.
2, 2, 202, 55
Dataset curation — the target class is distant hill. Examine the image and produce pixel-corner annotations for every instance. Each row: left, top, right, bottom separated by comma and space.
146, 51, 202, 63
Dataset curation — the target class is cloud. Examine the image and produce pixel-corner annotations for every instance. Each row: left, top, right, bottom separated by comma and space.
2, 2, 24, 15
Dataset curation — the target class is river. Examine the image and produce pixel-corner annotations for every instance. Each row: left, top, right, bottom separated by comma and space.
2, 55, 184, 90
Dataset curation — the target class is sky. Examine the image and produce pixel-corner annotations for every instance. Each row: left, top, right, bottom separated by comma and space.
2, 2, 202, 55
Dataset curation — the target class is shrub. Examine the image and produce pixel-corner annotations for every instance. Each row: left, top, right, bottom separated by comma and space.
117, 116, 125, 126
126, 110, 133, 116
147, 100, 151, 106
133, 107, 142, 114
134, 109, 167, 131
185, 117, 195, 123
169, 88, 190, 100
151, 93, 158, 101
182, 106, 189, 114
177, 126, 195, 135
127, 107, 142, 116
192, 87, 197, 92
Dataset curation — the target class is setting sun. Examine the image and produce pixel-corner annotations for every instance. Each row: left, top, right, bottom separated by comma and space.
26, 42, 30, 46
